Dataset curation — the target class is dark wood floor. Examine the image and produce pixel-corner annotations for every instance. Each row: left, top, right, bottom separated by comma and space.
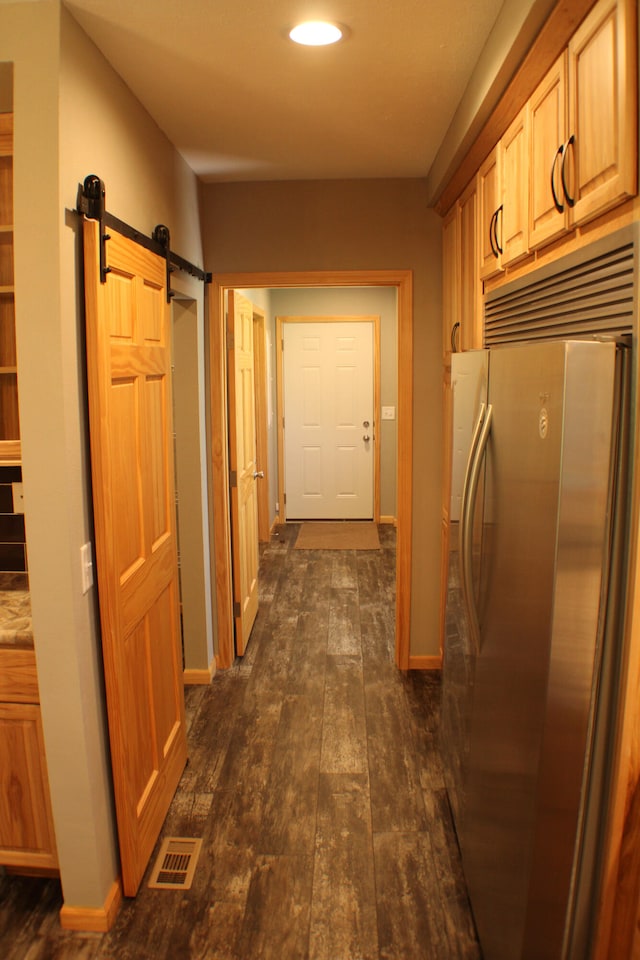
0, 523, 481, 959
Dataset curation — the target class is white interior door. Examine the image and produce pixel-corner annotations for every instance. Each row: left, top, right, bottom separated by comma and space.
283, 320, 374, 519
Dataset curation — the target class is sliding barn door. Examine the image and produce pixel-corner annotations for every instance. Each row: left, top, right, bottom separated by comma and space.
83, 219, 187, 896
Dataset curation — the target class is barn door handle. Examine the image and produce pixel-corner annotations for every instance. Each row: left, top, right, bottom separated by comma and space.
253, 470, 265, 479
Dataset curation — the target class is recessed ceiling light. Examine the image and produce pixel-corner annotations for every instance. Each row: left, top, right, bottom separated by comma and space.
289, 21, 343, 46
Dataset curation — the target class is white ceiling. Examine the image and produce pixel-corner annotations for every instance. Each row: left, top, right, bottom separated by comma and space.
64, 0, 506, 183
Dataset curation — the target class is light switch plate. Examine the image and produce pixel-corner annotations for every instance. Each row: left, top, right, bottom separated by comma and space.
381, 406, 396, 421
80, 542, 94, 594
12, 482, 24, 513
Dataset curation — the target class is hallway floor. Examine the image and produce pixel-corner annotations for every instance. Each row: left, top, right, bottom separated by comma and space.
0, 523, 480, 959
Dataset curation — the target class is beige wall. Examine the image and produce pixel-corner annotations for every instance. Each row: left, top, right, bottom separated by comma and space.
1, 0, 207, 911
200, 180, 443, 658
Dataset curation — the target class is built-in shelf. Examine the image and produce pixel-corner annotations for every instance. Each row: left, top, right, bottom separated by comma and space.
0, 286, 14, 295
0, 367, 17, 374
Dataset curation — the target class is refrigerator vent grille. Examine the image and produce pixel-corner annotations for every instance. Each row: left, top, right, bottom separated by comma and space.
484, 238, 636, 345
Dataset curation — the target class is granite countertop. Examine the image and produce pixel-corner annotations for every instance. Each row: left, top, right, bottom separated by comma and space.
0, 572, 33, 647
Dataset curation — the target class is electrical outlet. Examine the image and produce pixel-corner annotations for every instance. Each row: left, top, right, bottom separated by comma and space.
80, 542, 94, 594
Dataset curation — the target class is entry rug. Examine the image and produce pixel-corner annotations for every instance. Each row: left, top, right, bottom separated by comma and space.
294, 521, 380, 551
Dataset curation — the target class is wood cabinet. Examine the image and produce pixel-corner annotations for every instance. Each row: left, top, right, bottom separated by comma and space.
458, 178, 482, 351
479, 109, 530, 276
442, 178, 482, 363
529, 54, 568, 249
0, 649, 58, 872
0, 113, 19, 464
528, 0, 636, 249
501, 107, 529, 266
567, 0, 637, 225
478, 146, 502, 281
442, 204, 459, 362
477, 0, 637, 271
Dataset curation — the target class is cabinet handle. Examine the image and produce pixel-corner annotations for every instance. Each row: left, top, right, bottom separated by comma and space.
551, 144, 565, 213
489, 209, 499, 258
451, 321, 460, 354
489, 206, 504, 258
494, 204, 503, 255
560, 135, 576, 208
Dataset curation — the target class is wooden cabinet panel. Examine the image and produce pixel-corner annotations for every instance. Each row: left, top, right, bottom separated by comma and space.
0, 113, 19, 463
501, 107, 529, 266
442, 204, 459, 362
459, 178, 482, 351
529, 54, 569, 249
442, 180, 481, 363
478, 147, 502, 281
567, 0, 637, 224
0, 702, 58, 871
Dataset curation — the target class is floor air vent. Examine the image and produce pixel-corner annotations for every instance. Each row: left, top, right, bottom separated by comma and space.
148, 837, 203, 890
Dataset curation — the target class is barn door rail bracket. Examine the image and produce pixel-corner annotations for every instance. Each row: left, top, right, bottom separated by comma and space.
76, 174, 211, 299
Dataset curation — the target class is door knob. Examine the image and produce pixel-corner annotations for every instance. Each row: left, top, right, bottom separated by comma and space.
253, 470, 265, 479
363, 420, 370, 428
363, 435, 370, 442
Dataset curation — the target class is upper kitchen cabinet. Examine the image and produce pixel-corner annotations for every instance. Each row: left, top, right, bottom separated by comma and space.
458, 178, 482, 351
479, 109, 530, 278
500, 106, 529, 267
566, 0, 637, 225
478, 146, 502, 281
442, 203, 459, 363
0, 113, 19, 465
442, 177, 482, 362
529, 54, 569, 249
476, 0, 637, 268
529, 0, 637, 245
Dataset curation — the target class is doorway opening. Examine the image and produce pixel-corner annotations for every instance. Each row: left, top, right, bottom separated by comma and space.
209, 270, 413, 671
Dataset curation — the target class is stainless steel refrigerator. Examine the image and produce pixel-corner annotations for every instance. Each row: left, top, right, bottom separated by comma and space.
441, 338, 628, 960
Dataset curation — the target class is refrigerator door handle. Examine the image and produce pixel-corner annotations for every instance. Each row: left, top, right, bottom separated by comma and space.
459, 402, 486, 651
461, 402, 493, 655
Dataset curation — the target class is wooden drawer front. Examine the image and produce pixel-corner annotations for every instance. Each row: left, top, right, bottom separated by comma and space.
0, 648, 39, 702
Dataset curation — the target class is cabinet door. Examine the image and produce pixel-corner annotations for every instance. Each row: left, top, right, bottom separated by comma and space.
442, 203, 459, 362
0, 113, 19, 464
0, 702, 58, 871
501, 107, 529, 266
567, 0, 637, 225
459, 178, 482, 351
478, 147, 502, 281
529, 54, 569, 249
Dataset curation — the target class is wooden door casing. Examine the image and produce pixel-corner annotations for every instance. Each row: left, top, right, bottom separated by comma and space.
83, 220, 187, 897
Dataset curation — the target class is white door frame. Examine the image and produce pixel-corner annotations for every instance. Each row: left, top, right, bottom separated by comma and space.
209, 270, 413, 671
276, 315, 381, 523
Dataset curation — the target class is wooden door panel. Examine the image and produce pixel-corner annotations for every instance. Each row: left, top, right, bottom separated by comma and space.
228, 291, 260, 656
83, 219, 187, 897
145, 374, 171, 547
